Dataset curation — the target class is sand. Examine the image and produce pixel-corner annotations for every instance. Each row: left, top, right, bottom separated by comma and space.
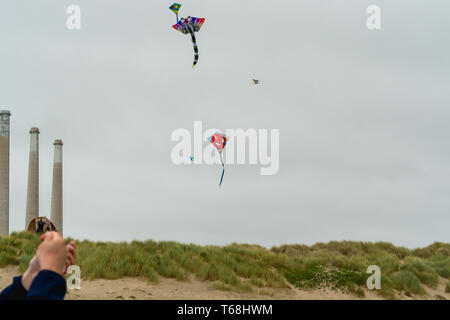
0, 266, 447, 300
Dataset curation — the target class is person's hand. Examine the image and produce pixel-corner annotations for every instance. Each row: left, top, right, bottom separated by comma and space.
21, 256, 40, 291
35, 232, 67, 275
21, 235, 76, 290
62, 241, 76, 275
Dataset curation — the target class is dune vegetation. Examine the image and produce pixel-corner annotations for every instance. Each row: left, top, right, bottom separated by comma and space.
0, 232, 449, 299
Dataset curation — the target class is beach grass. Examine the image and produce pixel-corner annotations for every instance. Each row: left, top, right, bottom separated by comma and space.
0, 232, 448, 298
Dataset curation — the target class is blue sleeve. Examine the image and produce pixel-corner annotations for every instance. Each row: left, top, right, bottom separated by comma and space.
0, 275, 28, 300
26, 270, 67, 300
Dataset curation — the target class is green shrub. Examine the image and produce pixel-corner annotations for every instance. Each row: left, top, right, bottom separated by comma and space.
284, 264, 365, 293
391, 271, 425, 296
426, 255, 450, 279
401, 257, 439, 288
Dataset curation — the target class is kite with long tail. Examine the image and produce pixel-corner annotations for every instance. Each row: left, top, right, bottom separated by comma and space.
208, 132, 227, 188
170, 3, 205, 67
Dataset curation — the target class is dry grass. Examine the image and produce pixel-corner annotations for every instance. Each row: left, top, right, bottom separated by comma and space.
0, 232, 448, 299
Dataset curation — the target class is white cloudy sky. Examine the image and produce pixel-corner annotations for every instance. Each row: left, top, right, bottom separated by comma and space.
0, 1, 448, 248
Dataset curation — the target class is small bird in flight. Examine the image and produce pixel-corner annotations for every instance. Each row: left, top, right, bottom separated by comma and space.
252, 79, 260, 85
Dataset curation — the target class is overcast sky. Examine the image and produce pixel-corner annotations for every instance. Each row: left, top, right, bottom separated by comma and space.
0, 1, 448, 248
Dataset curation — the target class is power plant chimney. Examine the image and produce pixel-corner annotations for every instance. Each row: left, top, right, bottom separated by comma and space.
0, 110, 11, 235
25, 127, 40, 228
50, 139, 63, 235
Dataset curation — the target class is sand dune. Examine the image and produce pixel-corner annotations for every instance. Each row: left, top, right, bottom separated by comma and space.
1, 266, 447, 300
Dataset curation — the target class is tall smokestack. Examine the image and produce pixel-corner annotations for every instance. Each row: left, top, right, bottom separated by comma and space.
25, 127, 40, 228
50, 139, 63, 235
0, 110, 11, 235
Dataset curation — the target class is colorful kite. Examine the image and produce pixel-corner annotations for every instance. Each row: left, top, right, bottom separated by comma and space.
169, 3, 182, 22
170, 4, 205, 67
208, 132, 227, 187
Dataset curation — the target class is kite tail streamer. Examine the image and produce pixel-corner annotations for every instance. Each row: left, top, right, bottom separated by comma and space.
219, 152, 225, 187
189, 27, 199, 67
